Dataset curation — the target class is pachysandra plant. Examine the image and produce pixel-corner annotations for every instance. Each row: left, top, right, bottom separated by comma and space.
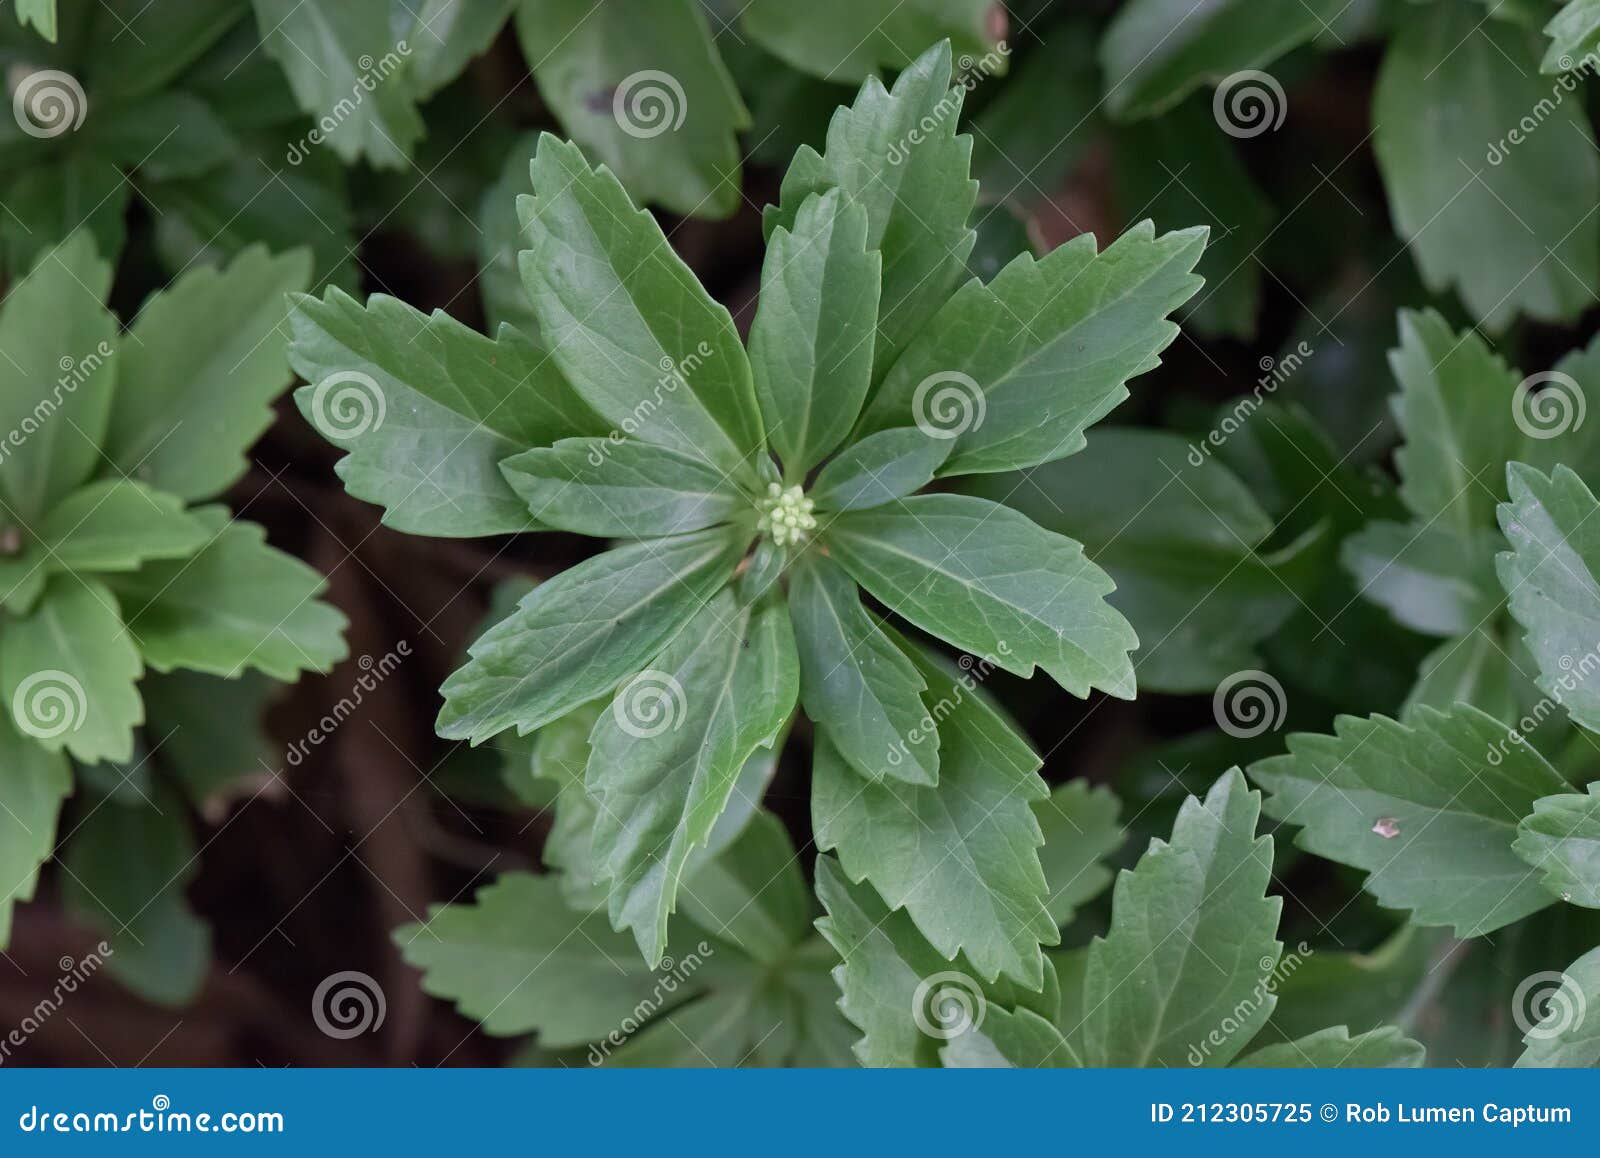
0, 235, 346, 1004
293, 42, 1226, 1063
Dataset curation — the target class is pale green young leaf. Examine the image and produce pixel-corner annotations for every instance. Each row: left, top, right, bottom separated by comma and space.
501, 438, 747, 538
1082, 769, 1282, 1067
0, 233, 116, 522
1252, 704, 1568, 935
766, 43, 977, 377
252, 0, 424, 167
1543, 1, 1600, 72
1234, 1025, 1425, 1068
517, 135, 761, 478
1341, 519, 1502, 636
1515, 784, 1600, 908
32, 480, 209, 575
1497, 464, 1600, 733
516, 0, 748, 218
0, 713, 70, 947
110, 507, 347, 681
857, 222, 1205, 476
1515, 945, 1600, 1066
438, 526, 746, 743
587, 593, 798, 964
749, 189, 880, 478
808, 428, 950, 513
1036, 781, 1124, 928
741, 0, 999, 83
3, 577, 142, 764
824, 493, 1137, 699
396, 872, 707, 1043
786, 553, 938, 786
1375, 7, 1599, 329
15, 0, 56, 40
290, 288, 603, 537
105, 245, 311, 502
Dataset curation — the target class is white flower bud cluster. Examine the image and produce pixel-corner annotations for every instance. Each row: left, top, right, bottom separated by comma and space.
756, 483, 817, 548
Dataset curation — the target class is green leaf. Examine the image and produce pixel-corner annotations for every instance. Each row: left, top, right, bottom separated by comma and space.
517, 135, 761, 478
0, 233, 117, 522
290, 288, 603, 537
501, 438, 747, 538
478, 131, 543, 336
676, 810, 812, 965
142, 669, 277, 806
15, 0, 56, 40
0, 156, 128, 284
515, 0, 748, 219
1082, 769, 1282, 1067
766, 43, 977, 377
251, 0, 424, 166
403, 0, 515, 99
83, 0, 247, 100
105, 245, 311, 502
84, 92, 239, 182
438, 526, 746, 743
1516, 784, 1600, 908
587, 592, 798, 963
61, 785, 210, 1007
749, 189, 880, 478
1100, 0, 1341, 119
1543, 1, 1600, 72
857, 221, 1205, 476
1515, 945, 1600, 1066
1036, 781, 1123, 928
396, 871, 709, 1043
527, 699, 609, 910
1498, 464, 1600, 733
786, 553, 938, 786
808, 428, 950, 513
0, 713, 70, 946
3, 577, 143, 764
110, 507, 348, 681
813, 638, 1055, 988
740, 0, 1000, 83
965, 428, 1319, 693
1234, 1025, 1425, 1068
1251, 704, 1568, 935
1341, 519, 1502, 636
1375, 5, 1599, 329
1265, 924, 1448, 1044
824, 493, 1137, 699
940, 1005, 1074, 1068
30, 480, 209, 576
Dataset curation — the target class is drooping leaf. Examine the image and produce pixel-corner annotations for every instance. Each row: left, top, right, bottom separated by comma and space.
0, 713, 70, 946
1252, 704, 1569, 935
1516, 784, 1600, 908
824, 493, 1137, 699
